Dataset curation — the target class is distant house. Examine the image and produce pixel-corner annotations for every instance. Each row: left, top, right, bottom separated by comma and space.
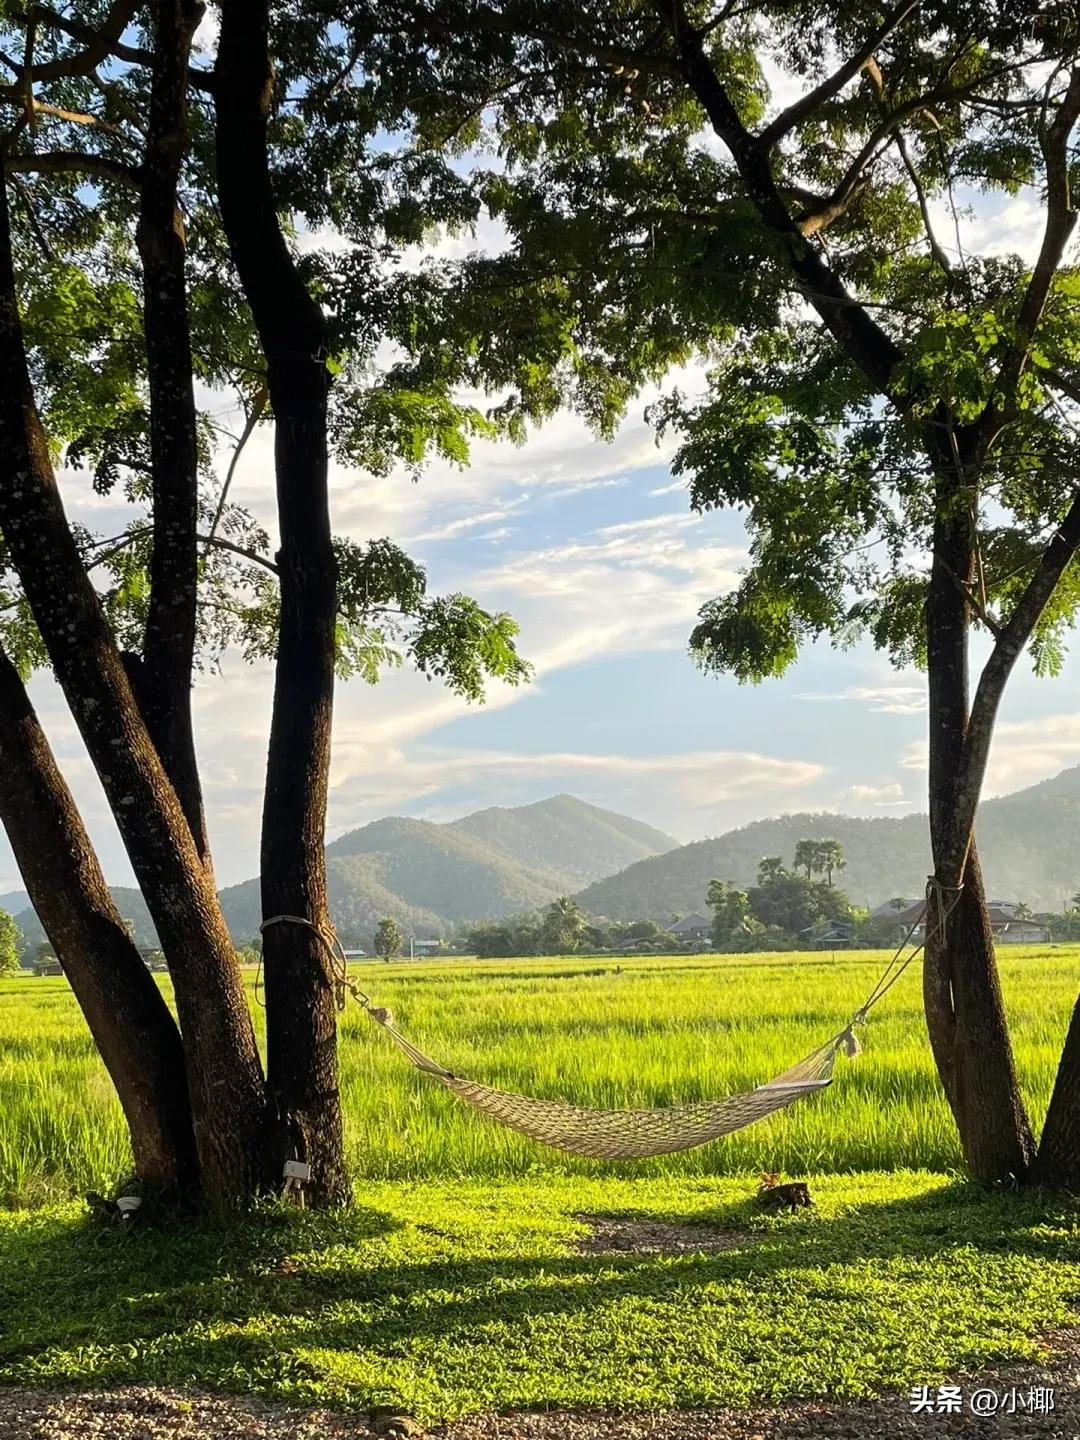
800, 918, 855, 949
666, 912, 712, 946
873, 897, 1049, 944
33, 958, 64, 977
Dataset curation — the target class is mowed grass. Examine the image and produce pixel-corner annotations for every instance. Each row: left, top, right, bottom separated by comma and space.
1, 1174, 1078, 1419
0, 946, 1076, 1207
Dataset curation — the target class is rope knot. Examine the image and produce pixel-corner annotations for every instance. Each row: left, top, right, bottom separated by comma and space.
840, 1027, 862, 1058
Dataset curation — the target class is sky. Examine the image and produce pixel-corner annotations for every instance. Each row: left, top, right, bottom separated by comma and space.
4, 67, 1080, 894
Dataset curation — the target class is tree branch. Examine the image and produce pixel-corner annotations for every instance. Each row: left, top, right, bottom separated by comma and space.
759, 0, 922, 148
20, 4, 216, 90
953, 487, 1080, 858
666, 0, 906, 397
976, 66, 1080, 442
203, 382, 268, 556
4, 149, 140, 186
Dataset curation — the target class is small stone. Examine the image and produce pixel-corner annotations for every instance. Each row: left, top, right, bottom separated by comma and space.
375, 1415, 424, 1438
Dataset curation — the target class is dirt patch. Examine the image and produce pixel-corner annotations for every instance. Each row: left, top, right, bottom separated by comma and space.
571, 1213, 757, 1255
0, 1386, 376, 1439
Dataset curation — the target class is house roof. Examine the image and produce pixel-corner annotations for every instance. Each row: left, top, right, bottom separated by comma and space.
873, 898, 1032, 928
667, 912, 710, 933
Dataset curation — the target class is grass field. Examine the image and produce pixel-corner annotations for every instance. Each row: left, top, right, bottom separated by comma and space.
1, 945, 1076, 1208
1, 1173, 1078, 1419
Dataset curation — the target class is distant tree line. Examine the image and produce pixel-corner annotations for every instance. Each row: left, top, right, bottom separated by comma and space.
708, 841, 858, 952
464, 899, 668, 959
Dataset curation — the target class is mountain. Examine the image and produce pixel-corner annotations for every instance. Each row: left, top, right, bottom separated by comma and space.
11, 886, 156, 952
215, 795, 680, 943
447, 794, 678, 888
574, 766, 1080, 920
0, 890, 29, 918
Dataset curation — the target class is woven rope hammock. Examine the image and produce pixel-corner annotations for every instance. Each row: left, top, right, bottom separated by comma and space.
261, 885, 950, 1161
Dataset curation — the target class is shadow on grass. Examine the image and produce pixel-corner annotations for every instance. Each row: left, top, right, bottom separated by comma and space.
0, 1181, 1076, 1402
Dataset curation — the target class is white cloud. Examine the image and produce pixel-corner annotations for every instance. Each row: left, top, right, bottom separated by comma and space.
847, 782, 912, 808
899, 709, 1080, 797
329, 743, 824, 834
800, 684, 927, 716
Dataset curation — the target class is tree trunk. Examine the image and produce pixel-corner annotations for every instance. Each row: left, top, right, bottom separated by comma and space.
215, 0, 347, 1204
136, 0, 211, 865
923, 442, 1035, 1183
0, 173, 271, 1209
1032, 992, 1080, 1189
0, 645, 198, 1193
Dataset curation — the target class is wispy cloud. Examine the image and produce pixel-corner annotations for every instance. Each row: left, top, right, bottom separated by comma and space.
799, 684, 927, 716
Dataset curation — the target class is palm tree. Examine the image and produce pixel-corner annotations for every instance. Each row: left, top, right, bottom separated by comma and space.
818, 839, 846, 887
542, 896, 587, 954
793, 839, 819, 879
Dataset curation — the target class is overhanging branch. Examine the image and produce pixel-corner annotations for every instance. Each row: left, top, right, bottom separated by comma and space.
760, 0, 922, 147
4, 149, 140, 187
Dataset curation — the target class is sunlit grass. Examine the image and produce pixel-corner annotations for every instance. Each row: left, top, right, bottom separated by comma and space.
1, 946, 1075, 1207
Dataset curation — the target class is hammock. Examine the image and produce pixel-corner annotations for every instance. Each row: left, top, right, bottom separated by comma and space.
261, 893, 942, 1161
356, 1007, 846, 1159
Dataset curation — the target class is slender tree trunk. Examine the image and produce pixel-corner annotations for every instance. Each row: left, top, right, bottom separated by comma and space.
215, 0, 347, 1204
923, 442, 1035, 1183
136, 0, 210, 865
0, 646, 198, 1192
0, 173, 271, 1208
1032, 993, 1080, 1189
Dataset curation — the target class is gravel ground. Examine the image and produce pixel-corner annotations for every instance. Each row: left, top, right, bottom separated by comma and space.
1, 1334, 1076, 1440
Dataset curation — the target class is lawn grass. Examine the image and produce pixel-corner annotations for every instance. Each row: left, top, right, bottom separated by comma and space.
1, 1173, 1077, 1422
1, 946, 1075, 1207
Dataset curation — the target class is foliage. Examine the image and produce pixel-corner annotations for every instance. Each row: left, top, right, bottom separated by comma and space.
0, 911, 18, 978
708, 849, 853, 948
373, 917, 403, 961
1, 948, 1074, 1203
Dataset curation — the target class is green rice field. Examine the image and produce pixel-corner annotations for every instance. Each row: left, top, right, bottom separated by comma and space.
1, 946, 1076, 1209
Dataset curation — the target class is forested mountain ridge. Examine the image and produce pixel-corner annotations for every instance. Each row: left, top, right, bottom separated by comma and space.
574, 767, 1080, 919
9, 795, 678, 949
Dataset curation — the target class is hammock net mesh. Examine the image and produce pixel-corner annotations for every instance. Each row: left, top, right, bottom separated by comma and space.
373, 1013, 843, 1159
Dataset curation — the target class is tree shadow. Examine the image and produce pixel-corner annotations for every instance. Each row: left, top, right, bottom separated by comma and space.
0, 1180, 1075, 1408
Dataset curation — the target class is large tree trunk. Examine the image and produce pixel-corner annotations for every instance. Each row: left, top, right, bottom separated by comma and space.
923, 444, 1035, 1183
135, 0, 211, 864
0, 646, 198, 1192
0, 172, 271, 1208
215, 0, 347, 1204
1032, 993, 1080, 1189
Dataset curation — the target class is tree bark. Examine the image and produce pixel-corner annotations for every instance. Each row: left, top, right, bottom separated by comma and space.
215, 0, 347, 1204
0, 645, 198, 1192
923, 443, 1035, 1183
1032, 992, 1080, 1190
0, 172, 271, 1208
136, 0, 210, 864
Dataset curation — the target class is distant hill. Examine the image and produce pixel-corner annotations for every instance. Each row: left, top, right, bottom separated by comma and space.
574, 766, 1080, 920
212, 794, 679, 943
12, 886, 156, 953
0, 890, 28, 918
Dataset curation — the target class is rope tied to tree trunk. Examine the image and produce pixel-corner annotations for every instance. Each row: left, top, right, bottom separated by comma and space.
924, 875, 965, 951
